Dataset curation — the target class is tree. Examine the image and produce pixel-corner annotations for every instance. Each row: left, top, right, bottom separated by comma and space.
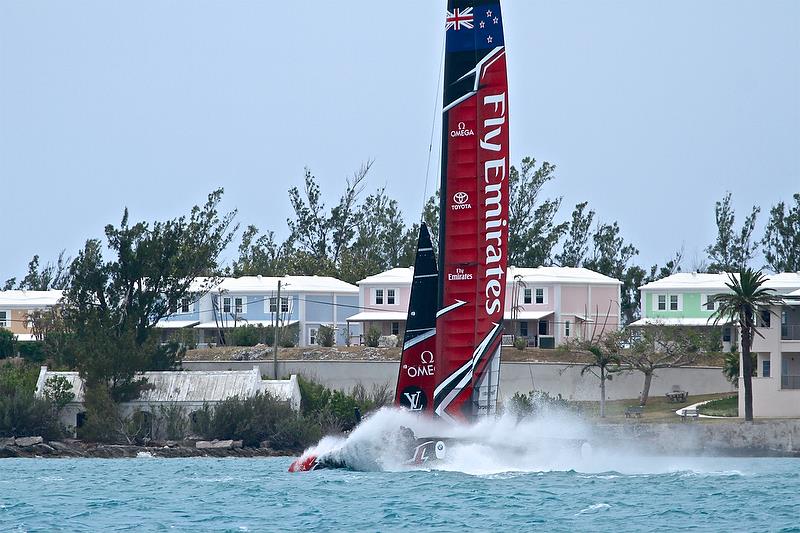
583, 221, 641, 324
610, 325, 714, 406
762, 193, 800, 273
62, 189, 236, 402
710, 269, 783, 420
230, 225, 287, 277
507, 158, 567, 267
422, 192, 439, 250
561, 337, 618, 417
17, 251, 72, 291
706, 192, 760, 273
555, 202, 595, 267
285, 163, 370, 272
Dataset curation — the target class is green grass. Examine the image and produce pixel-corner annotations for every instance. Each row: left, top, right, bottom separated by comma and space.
697, 395, 738, 417
572, 392, 736, 422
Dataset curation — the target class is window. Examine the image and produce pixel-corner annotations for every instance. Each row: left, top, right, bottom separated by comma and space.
519, 321, 528, 337
723, 327, 731, 342
0, 311, 7, 328
523, 289, 532, 304
387, 289, 396, 305
759, 310, 771, 328
375, 289, 384, 305
223, 297, 231, 313
538, 320, 548, 336
535, 288, 545, 304
703, 295, 717, 311
657, 294, 667, 311
234, 297, 244, 314
268, 297, 290, 313
565, 320, 571, 337
763, 359, 771, 378
669, 295, 679, 311
310, 328, 318, 345
391, 322, 399, 335
181, 298, 191, 314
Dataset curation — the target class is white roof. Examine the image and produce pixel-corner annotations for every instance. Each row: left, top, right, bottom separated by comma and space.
640, 272, 800, 292
346, 311, 407, 322
357, 268, 414, 285
357, 266, 621, 286
508, 266, 622, 285
154, 320, 200, 329
214, 276, 357, 294
503, 310, 553, 320
629, 317, 731, 327
639, 273, 732, 291
35, 366, 301, 410
0, 290, 63, 307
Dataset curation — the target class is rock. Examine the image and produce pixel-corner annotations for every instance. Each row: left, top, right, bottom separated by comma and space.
32, 443, 55, 454
232, 440, 243, 449
0, 438, 15, 446
378, 335, 398, 348
15, 436, 44, 447
165, 440, 178, 448
196, 439, 235, 449
0, 446, 20, 458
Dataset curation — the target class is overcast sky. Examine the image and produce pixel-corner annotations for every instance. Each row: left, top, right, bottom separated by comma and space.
1, 1, 798, 281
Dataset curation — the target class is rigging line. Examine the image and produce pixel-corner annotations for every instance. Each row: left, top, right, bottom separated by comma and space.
420, 25, 446, 222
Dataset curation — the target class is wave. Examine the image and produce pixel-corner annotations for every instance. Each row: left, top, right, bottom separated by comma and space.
295, 406, 760, 477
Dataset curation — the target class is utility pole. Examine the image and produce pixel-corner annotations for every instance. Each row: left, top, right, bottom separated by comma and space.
273, 279, 281, 379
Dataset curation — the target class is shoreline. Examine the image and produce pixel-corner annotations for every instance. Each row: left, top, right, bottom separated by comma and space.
0, 440, 296, 459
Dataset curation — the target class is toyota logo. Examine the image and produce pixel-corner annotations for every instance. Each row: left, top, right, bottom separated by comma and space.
453, 191, 469, 204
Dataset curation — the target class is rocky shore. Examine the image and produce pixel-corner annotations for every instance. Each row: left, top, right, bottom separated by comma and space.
0, 437, 295, 459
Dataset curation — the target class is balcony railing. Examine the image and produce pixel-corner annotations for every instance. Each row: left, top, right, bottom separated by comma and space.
781, 375, 800, 390
781, 324, 800, 341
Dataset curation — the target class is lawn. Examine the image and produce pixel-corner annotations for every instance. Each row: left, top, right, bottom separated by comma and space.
574, 392, 737, 422
697, 395, 738, 417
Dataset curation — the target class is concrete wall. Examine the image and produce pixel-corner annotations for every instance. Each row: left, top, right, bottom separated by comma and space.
183, 360, 735, 402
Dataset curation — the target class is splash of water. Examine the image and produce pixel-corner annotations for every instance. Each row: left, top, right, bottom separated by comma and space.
296, 406, 742, 476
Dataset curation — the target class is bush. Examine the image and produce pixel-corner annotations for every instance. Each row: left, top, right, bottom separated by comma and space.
298, 376, 388, 433
279, 324, 299, 348
194, 392, 309, 449
156, 404, 189, 440
0, 361, 63, 439
513, 337, 526, 351
231, 325, 266, 347
365, 326, 380, 348
18, 341, 46, 363
506, 390, 570, 418
0, 329, 15, 358
317, 325, 335, 347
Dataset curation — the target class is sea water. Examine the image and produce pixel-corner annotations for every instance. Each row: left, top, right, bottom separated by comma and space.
2, 455, 799, 531
2, 407, 799, 532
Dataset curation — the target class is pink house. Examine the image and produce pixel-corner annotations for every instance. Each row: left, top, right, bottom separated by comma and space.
347, 266, 622, 347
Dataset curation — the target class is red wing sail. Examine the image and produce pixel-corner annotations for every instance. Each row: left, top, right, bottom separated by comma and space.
434, 0, 509, 422
395, 223, 438, 413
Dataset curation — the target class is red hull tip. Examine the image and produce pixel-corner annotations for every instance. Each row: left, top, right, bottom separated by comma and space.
288, 455, 317, 472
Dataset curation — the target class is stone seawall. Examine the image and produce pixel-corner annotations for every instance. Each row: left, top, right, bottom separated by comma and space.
182, 359, 736, 402
594, 420, 800, 456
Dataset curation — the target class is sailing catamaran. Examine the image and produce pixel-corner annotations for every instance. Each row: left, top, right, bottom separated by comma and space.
289, 0, 509, 472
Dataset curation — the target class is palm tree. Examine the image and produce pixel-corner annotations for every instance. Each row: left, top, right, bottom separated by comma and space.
711, 269, 783, 421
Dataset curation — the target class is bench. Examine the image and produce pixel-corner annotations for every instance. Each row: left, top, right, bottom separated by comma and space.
624, 406, 643, 418
681, 408, 699, 421
666, 391, 689, 403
